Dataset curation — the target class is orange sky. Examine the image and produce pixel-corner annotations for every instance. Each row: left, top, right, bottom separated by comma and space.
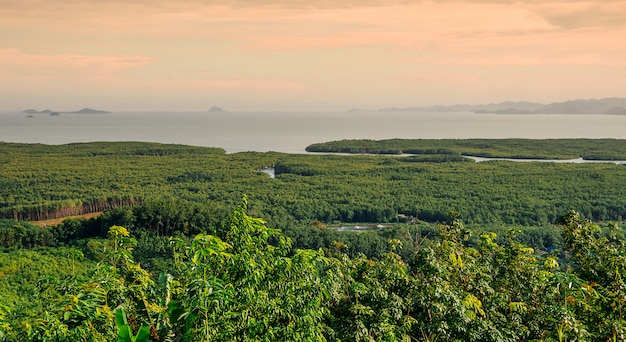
1, 0, 625, 111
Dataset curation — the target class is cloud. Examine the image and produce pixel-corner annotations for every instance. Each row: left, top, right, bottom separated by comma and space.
0, 49, 155, 78
531, 2, 626, 29
1, 0, 625, 110
212, 0, 626, 31
2, 0, 624, 42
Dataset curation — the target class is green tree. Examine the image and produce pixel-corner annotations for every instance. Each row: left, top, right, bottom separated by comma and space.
166, 195, 330, 341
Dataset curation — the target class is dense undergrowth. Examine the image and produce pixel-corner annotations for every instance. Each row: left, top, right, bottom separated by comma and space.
1, 199, 625, 341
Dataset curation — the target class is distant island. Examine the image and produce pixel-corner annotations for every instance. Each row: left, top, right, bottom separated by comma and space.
208, 106, 225, 112
22, 108, 111, 115
376, 97, 626, 115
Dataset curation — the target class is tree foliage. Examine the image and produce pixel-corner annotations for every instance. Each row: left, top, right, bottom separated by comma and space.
2, 202, 626, 341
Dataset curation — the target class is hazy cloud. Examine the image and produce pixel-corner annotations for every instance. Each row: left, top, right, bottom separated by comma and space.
1, 0, 625, 110
533, 2, 626, 29
2, 0, 625, 31
0, 49, 155, 76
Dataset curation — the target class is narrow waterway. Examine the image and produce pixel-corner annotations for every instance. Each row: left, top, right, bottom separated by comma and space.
307, 152, 626, 164
257, 154, 626, 180
463, 156, 626, 164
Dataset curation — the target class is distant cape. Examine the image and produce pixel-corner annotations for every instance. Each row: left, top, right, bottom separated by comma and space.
376, 97, 626, 115
22, 108, 111, 114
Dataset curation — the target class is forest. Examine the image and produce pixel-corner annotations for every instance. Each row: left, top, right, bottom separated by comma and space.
306, 138, 626, 160
2, 140, 626, 227
1, 139, 626, 341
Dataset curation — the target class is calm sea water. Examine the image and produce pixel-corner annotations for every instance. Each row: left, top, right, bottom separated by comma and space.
2, 111, 626, 154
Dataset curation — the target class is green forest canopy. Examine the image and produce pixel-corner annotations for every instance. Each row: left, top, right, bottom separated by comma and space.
2, 140, 626, 226
306, 138, 626, 160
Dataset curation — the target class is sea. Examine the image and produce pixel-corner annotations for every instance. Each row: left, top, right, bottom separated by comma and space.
2, 110, 626, 154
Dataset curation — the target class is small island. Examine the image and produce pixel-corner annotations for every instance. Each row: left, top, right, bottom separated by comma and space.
22, 109, 54, 114
70, 108, 111, 114
22, 108, 111, 115
208, 106, 225, 112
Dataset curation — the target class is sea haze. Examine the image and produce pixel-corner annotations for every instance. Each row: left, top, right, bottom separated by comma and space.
2, 111, 626, 154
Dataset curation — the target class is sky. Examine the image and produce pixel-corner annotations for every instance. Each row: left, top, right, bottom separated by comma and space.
1, 0, 625, 111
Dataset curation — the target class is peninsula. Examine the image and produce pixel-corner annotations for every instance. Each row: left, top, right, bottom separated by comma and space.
377, 97, 626, 115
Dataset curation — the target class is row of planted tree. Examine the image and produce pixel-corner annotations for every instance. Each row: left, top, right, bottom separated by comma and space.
6, 198, 142, 222
1, 196, 625, 341
0, 196, 563, 259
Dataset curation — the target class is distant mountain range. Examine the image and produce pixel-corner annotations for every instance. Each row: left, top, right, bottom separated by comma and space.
22, 108, 111, 115
375, 97, 626, 115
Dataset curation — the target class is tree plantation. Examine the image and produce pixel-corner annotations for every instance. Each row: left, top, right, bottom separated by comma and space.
1, 140, 626, 341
